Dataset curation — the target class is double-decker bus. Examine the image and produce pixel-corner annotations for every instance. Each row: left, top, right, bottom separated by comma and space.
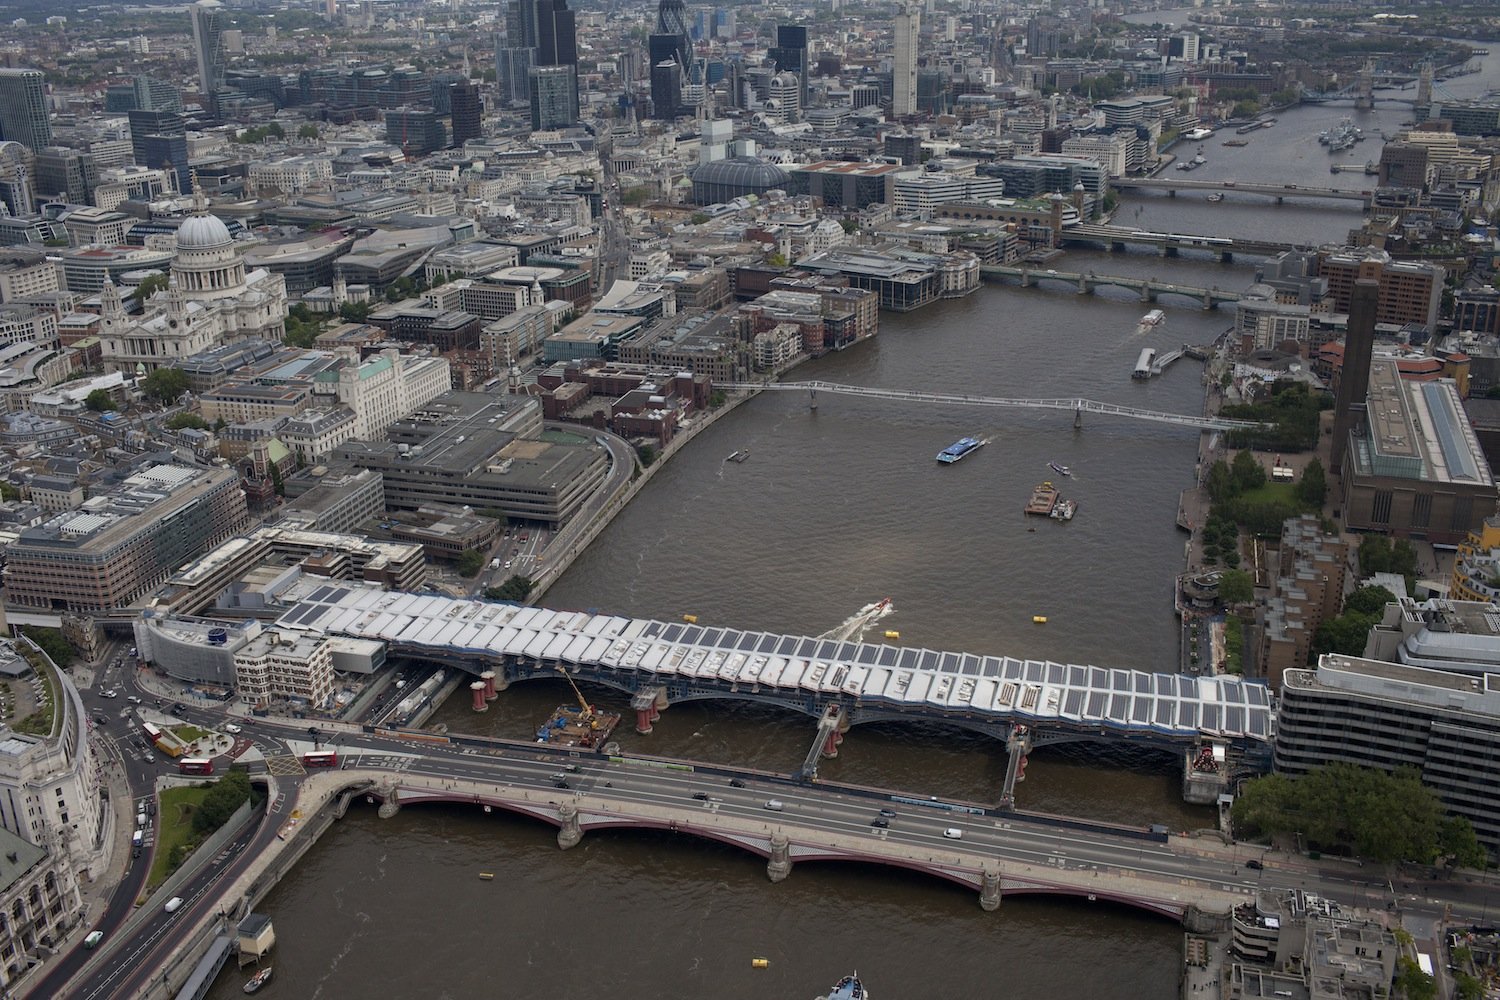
178, 758, 214, 775
301, 750, 338, 768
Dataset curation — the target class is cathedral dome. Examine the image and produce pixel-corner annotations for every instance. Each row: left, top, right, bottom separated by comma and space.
176, 214, 234, 251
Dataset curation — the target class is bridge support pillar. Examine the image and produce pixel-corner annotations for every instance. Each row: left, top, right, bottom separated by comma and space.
1202, 291, 1213, 311
1076, 276, 1088, 295
980, 868, 1003, 912
470, 681, 488, 712
766, 832, 792, 883
632, 687, 667, 734
1140, 286, 1152, 303
481, 670, 498, 701
1275, 196, 1284, 205
1182, 904, 1232, 935
377, 782, 400, 819
1073, 406, 1082, 430
556, 802, 582, 849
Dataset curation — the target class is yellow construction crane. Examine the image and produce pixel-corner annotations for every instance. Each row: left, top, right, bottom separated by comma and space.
556, 666, 598, 728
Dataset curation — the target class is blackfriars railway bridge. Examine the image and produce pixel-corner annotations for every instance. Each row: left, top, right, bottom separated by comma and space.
274, 587, 1275, 807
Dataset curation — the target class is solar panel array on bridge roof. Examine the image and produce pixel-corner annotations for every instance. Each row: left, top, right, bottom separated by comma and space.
274, 589, 1272, 742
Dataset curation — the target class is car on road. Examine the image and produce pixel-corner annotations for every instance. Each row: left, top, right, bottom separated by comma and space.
692, 792, 709, 800
172, 702, 185, 713
127, 695, 142, 705
553, 780, 570, 789
878, 808, 897, 817
942, 827, 963, 840
224, 724, 242, 734
93, 715, 108, 727
1246, 859, 1263, 870
100, 690, 117, 699
763, 799, 784, 811
728, 778, 746, 788
871, 818, 889, 828
164, 897, 184, 914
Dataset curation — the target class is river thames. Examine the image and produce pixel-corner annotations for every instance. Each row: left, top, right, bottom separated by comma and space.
207, 36, 1499, 1000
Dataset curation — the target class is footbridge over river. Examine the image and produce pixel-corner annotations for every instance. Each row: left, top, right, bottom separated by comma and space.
712, 380, 1262, 432
275, 586, 1275, 772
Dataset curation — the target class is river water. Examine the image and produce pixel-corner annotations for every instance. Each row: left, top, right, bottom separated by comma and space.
206, 45, 1500, 1000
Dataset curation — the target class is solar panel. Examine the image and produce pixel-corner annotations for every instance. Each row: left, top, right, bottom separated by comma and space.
737, 632, 759, 651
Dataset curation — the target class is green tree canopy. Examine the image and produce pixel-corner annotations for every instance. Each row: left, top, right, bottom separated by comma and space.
141, 367, 190, 406
85, 388, 116, 412
191, 769, 252, 835
1230, 450, 1267, 492
166, 413, 209, 431
19, 627, 75, 666
1295, 457, 1327, 508
484, 575, 535, 602
456, 550, 486, 578
1232, 763, 1469, 865
1217, 569, 1254, 606
130, 272, 169, 304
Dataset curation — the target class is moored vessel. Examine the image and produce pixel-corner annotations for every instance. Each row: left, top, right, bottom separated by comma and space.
243, 967, 273, 994
1024, 481, 1059, 516
936, 437, 985, 464
1050, 498, 1077, 521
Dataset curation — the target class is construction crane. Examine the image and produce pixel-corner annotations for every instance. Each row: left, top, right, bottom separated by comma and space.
556, 666, 599, 729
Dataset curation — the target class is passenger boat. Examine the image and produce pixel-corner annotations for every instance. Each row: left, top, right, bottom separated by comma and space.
1048, 462, 1071, 477
1136, 309, 1165, 334
243, 967, 273, 994
936, 436, 985, 464
1024, 481, 1059, 516
819, 973, 868, 1000
727, 449, 750, 463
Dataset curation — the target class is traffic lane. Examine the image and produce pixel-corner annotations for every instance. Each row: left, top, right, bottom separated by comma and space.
75, 819, 261, 1000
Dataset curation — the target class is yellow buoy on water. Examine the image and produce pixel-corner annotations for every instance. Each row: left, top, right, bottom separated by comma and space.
884, 630, 900, 640
751, 958, 770, 969
683, 614, 698, 624
1032, 615, 1048, 624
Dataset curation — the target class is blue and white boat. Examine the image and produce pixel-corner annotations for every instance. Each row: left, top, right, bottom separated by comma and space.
936, 437, 985, 464
819, 973, 868, 1000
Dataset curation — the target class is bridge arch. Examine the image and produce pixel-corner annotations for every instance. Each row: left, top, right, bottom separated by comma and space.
351, 782, 1192, 922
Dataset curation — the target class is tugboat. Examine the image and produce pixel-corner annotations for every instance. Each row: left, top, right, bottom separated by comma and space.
1048, 462, 1071, 477
818, 973, 868, 1000
243, 967, 273, 994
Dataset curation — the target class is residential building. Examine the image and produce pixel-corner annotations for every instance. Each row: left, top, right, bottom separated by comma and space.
892, 7, 919, 117
1317, 248, 1444, 332
1256, 517, 1347, 691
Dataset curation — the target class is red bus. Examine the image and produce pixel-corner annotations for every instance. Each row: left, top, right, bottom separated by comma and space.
302, 750, 338, 768
178, 758, 214, 775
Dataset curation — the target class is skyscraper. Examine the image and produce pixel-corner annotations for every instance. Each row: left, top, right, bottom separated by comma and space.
449, 80, 482, 147
502, 0, 577, 117
892, 6, 919, 118
648, 0, 691, 120
0, 69, 51, 152
528, 64, 578, 131
770, 25, 808, 111
190, 0, 228, 115
129, 109, 192, 193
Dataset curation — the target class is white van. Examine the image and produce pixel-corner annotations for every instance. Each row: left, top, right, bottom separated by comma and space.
942, 827, 963, 840
164, 897, 184, 914
136, 812, 146, 829
84, 930, 104, 949
763, 799, 784, 811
